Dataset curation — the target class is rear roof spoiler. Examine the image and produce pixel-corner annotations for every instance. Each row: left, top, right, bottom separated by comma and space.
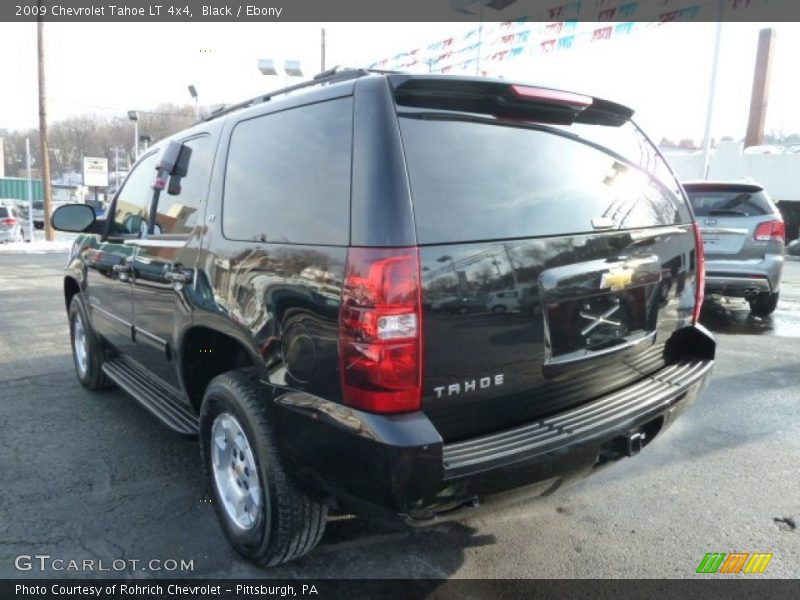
682, 182, 764, 193
387, 74, 634, 127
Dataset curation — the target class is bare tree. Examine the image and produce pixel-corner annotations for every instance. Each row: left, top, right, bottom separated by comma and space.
2, 103, 197, 179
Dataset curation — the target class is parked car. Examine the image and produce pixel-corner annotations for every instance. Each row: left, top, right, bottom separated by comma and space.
487, 288, 523, 313
32, 199, 74, 229
0, 204, 27, 243
32, 200, 44, 229
682, 181, 784, 316
436, 293, 488, 314
52, 69, 715, 567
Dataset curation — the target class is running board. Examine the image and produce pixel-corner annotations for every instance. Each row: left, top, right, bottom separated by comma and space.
102, 356, 199, 435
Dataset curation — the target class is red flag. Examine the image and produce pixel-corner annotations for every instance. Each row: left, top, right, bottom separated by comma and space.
591, 26, 612, 41
541, 39, 557, 52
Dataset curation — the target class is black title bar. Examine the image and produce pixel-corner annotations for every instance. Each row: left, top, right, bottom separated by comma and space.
4, 579, 800, 600
3, 0, 800, 22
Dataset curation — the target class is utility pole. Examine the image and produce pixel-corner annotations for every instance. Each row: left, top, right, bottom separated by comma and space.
321, 27, 326, 72
37, 19, 55, 241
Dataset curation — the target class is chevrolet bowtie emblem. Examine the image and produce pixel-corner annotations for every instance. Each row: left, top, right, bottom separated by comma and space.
579, 304, 622, 336
600, 268, 633, 291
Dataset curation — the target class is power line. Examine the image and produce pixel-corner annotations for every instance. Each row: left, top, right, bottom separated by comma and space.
44, 97, 195, 117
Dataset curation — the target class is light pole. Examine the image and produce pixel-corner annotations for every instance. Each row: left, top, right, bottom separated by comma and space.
111, 145, 122, 193
701, 5, 724, 180
283, 60, 303, 87
139, 134, 151, 153
437, 254, 464, 296
321, 27, 326, 72
127, 110, 139, 162
25, 138, 34, 242
188, 84, 199, 120
258, 58, 304, 88
451, 0, 510, 75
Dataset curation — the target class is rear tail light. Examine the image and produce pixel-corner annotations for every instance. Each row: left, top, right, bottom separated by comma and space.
693, 222, 705, 324
338, 247, 423, 414
0, 218, 17, 226
754, 220, 785, 242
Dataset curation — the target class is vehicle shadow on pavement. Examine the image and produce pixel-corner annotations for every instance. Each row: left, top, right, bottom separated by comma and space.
699, 297, 775, 335
262, 518, 496, 578
0, 358, 497, 579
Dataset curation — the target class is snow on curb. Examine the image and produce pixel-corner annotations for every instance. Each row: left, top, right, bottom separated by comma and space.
0, 240, 73, 254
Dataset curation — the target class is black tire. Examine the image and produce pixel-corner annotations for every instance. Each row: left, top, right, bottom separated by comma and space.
68, 294, 113, 390
491, 305, 507, 314
199, 371, 327, 567
749, 292, 779, 317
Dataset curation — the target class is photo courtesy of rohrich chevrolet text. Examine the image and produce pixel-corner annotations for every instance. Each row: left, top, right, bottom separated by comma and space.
0, 0, 799, 598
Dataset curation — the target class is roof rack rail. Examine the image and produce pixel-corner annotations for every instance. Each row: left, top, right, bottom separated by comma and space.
202, 66, 380, 123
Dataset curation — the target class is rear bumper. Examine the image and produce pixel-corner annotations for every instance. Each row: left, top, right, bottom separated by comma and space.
271, 325, 715, 526
705, 255, 783, 296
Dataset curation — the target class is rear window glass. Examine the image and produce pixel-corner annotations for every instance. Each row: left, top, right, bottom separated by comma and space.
399, 117, 691, 244
33, 201, 43, 210
685, 189, 772, 217
0, 207, 9, 218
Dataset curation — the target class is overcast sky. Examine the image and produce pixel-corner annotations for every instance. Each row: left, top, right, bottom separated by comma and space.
1, 21, 799, 145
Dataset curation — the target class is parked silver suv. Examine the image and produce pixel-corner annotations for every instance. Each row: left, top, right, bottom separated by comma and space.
683, 181, 784, 316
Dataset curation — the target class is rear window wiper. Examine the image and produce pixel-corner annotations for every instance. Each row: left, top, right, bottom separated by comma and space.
721, 193, 751, 209
707, 209, 749, 216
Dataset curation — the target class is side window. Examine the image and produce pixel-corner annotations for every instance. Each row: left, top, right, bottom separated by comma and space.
109, 152, 159, 237
153, 136, 212, 235
223, 97, 353, 245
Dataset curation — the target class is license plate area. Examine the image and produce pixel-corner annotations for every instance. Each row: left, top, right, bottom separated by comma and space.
539, 255, 662, 374
547, 287, 651, 358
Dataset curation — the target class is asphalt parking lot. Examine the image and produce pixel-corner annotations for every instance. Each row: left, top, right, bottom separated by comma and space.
1, 251, 798, 579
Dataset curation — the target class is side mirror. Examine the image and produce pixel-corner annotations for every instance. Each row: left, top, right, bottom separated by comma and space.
157, 140, 184, 175
52, 204, 98, 233
156, 140, 192, 178
168, 143, 192, 196
146, 140, 192, 233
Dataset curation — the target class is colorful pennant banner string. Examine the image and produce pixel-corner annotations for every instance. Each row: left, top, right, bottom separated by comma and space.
368, 0, 770, 74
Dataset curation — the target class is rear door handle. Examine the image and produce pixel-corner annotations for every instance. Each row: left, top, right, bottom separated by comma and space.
164, 268, 193, 284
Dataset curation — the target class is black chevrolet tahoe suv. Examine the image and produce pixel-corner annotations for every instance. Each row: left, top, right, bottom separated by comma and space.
52, 69, 715, 567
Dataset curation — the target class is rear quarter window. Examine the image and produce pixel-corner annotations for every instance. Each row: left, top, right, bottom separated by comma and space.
399, 116, 691, 244
222, 97, 353, 245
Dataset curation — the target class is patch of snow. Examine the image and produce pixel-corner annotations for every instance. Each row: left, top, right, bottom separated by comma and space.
0, 240, 72, 254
